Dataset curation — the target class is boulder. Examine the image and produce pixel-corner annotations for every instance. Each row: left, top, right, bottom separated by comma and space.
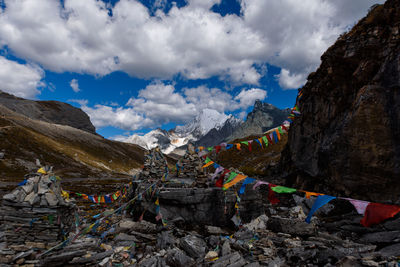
166, 248, 195, 267
180, 235, 207, 258
267, 216, 315, 236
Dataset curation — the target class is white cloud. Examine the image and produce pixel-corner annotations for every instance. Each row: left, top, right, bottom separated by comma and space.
276, 69, 307, 89
0, 0, 380, 88
78, 82, 267, 131
126, 82, 197, 125
81, 104, 154, 131
0, 56, 44, 98
69, 78, 80, 92
183, 86, 235, 113
234, 88, 267, 109
68, 99, 88, 106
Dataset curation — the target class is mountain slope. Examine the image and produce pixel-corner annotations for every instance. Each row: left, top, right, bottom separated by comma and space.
195, 115, 242, 147
0, 91, 96, 134
280, 0, 400, 202
0, 104, 145, 180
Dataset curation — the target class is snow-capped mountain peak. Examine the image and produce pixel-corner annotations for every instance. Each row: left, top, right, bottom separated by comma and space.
175, 108, 229, 137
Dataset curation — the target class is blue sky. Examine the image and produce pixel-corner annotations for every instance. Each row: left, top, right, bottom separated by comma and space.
0, 0, 381, 139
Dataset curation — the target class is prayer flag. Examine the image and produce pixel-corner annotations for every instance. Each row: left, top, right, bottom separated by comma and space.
268, 184, 280, 204
256, 138, 263, 148
238, 178, 256, 195
226, 144, 234, 150
360, 203, 400, 227
262, 136, 269, 147
306, 195, 336, 223
224, 172, 238, 184
266, 134, 273, 143
211, 166, 224, 181
215, 169, 230, 188
235, 143, 241, 150
304, 191, 324, 199
37, 167, 47, 174
223, 174, 247, 190
270, 186, 296, 194
202, 160, 214, 168
272, 131, 278, 143
347, 199, 369, 215
252, 181, 268, 190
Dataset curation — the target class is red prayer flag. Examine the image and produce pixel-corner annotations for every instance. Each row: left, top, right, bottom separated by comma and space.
360, 203, 400, 227
215, 169, 230, 188
268, 184, 280, 204
266, 135, 273, 143
215, 145, 221, 154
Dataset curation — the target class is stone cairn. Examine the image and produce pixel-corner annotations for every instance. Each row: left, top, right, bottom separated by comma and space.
176, 143, 208, 187
0, 168, 77, 260
138, 147, 169, 181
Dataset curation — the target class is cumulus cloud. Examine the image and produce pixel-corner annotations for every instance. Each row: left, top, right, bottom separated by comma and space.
0, 56, 44, 98
234, 88, 267, 109
77, 82, 267, 131
69, 79, 80, 92
126, 82, 197, 125
0, 0, 380, 88
81, 104, 154, 131
276, 69, 307, 89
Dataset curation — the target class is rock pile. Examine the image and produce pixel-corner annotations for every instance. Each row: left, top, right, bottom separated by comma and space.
35, 200, 400, 266
139, 147, 169, 181
0, 170, 77, 265
176, 143, 208, 187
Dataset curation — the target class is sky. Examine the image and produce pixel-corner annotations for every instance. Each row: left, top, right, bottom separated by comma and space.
0, 0, 382, 139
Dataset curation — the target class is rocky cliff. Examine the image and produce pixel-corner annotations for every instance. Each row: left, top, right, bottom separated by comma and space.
228, 100, 290, 142
0, 91, 96, 134
281, 0, 400, 202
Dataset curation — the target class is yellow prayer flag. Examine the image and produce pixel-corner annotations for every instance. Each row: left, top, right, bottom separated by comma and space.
155, 198, 159, 205
37, 167, 47, 174
258, 138, 264, 148
276, 129, 281, 140
61, 190, 69, 199
223, 174, 247, 189
305, 191, 324, 199
235, 143, 241, 150
202, 161, 214, 168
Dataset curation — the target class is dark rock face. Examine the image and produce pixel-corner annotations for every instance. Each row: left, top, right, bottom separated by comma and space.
0, 91, 96, 134
228, 100, 290, 141
281, 1, 400, 202
196, 116, 242, 147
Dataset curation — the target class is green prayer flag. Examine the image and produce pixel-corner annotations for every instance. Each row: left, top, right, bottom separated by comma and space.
224, 172, 238, 184
204, 157, 212, 164
270, 186, 296, 194
262, 136, 269, 146
240, 141, 249, 146
208, 147, 213, 152
278, 126, 284, 134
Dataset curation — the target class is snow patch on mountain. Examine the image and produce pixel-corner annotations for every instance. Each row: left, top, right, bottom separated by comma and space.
175, 108, 229, 137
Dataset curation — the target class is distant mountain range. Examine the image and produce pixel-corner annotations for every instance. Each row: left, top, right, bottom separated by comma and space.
117, 101, 290, 154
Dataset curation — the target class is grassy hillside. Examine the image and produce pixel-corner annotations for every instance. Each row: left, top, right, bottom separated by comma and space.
0, 105, 146, 181
216, 134, 288, 178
